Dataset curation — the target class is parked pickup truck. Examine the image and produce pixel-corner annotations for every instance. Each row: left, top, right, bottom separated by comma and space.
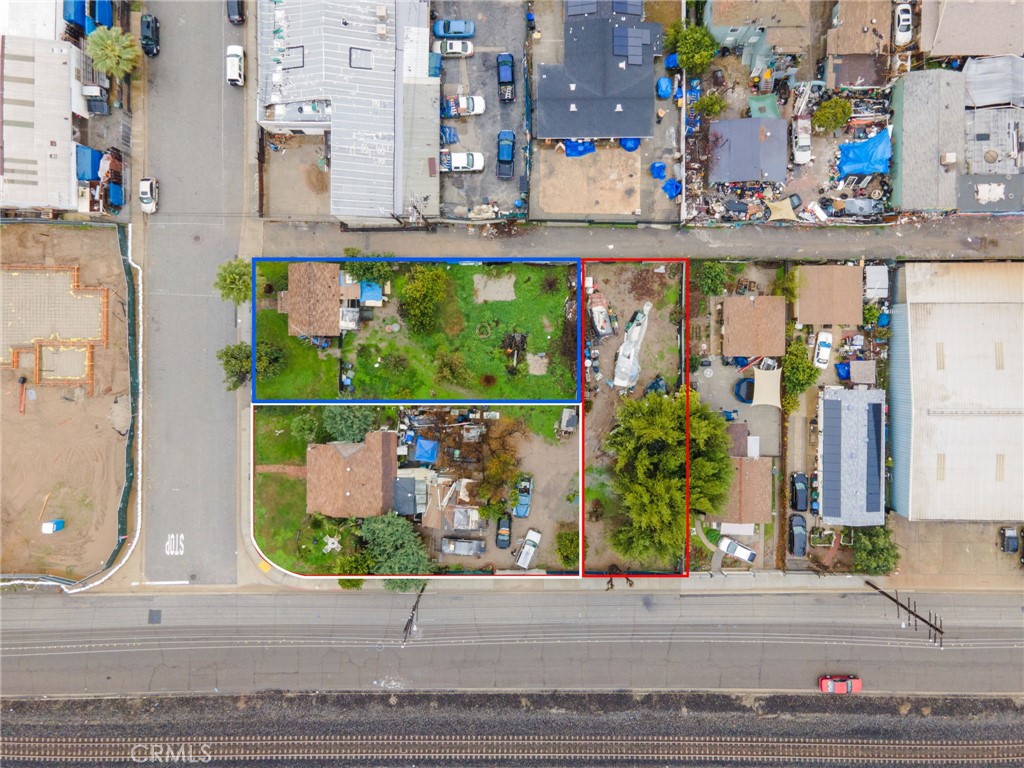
441, 95, 485, 118
496, 130, 516, 179
497, 52, 515, 102
442, 538, 486, 557
439, 150, 485, 172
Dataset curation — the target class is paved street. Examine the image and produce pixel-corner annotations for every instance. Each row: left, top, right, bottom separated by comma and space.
2, 591, 1021, 696
258, 216, 1024, 260
139, 1, 244, 584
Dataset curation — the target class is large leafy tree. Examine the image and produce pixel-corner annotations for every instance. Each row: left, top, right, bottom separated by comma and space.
851, 525, 901, 575
604, 392, 732, 565
290, 410, 324, 443
399, 265, 449, 334
781, 338, 820, 412
255, 341, 286, 379
675, 26, 718, 76
360, 515, 434, 576
812, 98, 852, 132
345, 260, 394, 285
214, 258, 263, 305
85, 26, 141, 83
322, 406, 375, 442
695, 261, 726, 296
217, 343, 251, 390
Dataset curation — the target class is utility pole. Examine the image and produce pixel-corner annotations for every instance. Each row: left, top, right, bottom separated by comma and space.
401, 582, 427, 647
865, 580, 944, 646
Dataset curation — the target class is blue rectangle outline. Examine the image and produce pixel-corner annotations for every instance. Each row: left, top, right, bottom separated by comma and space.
250, 257, 583, 405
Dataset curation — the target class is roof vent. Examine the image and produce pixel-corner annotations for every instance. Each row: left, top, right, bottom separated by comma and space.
570, 103, 577, 111
377, 24, 388, 39
376, 4, 388, 20
940, 152, 957, 166
615, 104, 623, 112
569, 83, 576, 90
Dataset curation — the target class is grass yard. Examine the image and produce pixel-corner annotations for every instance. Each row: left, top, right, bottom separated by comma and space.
500, 406, 567, 444
255, 309, 340, 401
253, 407, 308, 465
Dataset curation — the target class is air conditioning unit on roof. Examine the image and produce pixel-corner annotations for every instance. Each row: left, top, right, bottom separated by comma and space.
377, 23, 388, 39
376, 5, 387, 20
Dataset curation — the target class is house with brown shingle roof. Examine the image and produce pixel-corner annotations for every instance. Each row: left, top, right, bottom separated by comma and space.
306, 431, 398, 518
721, 457, 774, 525
277, 262, 343, 337
825, 0, 891, 89
721, 296, 786, 357
794, 265, 863, 327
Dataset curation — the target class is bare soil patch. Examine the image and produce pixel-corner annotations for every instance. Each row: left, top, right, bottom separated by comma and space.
472, 273, 517, 302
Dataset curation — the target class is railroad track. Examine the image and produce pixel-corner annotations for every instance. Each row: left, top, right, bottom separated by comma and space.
3, 734, 1022, 764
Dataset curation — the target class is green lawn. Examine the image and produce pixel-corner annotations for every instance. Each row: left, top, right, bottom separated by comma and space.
257, 261, 290, 292
255, 309, 340, 400
500, 406, 567, 444
253, 407, 307, 465
253, 473, 361, 575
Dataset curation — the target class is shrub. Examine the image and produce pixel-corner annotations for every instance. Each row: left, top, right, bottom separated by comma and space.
862, 303, 881, 326
812, 98, 852, 132
695, 261, 726, 296
555, 530, 581, 569
399, 265, 449, 334
693, 92, 727, 118
675, 26, 718, 76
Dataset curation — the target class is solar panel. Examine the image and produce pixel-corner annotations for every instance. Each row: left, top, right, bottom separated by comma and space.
821, 400, 843, 518
612, 0, 643, 14
612, 27, 629, 55
567, 0, 598, 15
865, 402, 883, 510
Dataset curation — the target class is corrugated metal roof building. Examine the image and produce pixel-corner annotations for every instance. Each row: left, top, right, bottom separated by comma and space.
888, 262, 1024, 522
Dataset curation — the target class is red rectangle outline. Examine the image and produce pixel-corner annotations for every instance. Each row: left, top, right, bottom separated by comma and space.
581, 258, 690, 578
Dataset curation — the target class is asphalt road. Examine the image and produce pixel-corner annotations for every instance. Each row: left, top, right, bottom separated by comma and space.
2, 590, 1021, 696
139, 1, 243, 585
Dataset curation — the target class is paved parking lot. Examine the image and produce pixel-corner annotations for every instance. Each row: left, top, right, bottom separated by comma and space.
435, 0, 528, 217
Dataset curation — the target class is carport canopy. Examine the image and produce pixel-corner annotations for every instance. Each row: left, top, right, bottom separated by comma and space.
752, 367, 782, 408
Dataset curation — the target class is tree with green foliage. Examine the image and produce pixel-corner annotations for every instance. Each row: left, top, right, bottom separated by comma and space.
290, 410, 323, 444
384, 578, 427, 593
555, 530, 581, 570
399, 265, 448, 334
85, 26, 141, 83
772, 266, 801, 303
255, 341, 286, 380
781, 338, 820, 412
345, 260, 394, 285
322, 406, 375, 442
360, 515, 434, 576
675, 25, 718, 76
604, 392, 732, 565
663, 20, 684, 55
812, 98, 853, 132
435, 348, 467, 384
862, 303, 881, 327
217, 342, 252, 390
851, 525, 901, 575
214, 258, 262, 304
693, 92, 727, 118
695, 260, 727, 296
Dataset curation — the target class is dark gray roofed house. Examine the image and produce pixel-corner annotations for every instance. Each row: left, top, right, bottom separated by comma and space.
536, 1, 662, 139
708, 118, 789, 183
818, 388, 886, 527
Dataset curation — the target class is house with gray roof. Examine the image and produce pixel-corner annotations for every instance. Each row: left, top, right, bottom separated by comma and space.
535, 1, 662, 140
708, 118, 788, 184
816, 387, 886, 528
889, 70, 966, 211
256, 0, 439, 225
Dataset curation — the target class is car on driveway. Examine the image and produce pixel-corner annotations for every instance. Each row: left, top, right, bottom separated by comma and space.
790, 472, 809, 511
496, 515, 512, 549
894, 3, 913, 46
813, 331, 833, 369
140, 14, 160, 57
819, 675, 862, 694
496, 130, 515, 179
433, 19, 475, 38
226, 45, 245, 86
439, 150, 484, 172
717, 536, 756, 563
789, 514, 807, 557
139, 177, 159, 214
497, 52, 516, 102
432, 40, 474, 58
514, 475, 533, 518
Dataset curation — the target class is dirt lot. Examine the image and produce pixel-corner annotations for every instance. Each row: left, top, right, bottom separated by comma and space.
514, 430, 580, 572
1, 224, 131, 579
534, 144, 644, 217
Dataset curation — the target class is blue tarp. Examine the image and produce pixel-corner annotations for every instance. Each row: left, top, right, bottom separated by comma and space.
360, 281, 383, 303
657, 77, 672, 99
95, 0, 113, 27
837, 129, 892, 178
619, 137, 641, 152
108, 183, 124, 207
63, 0, 86, 27
878, 312, 891, 328
661, 178, 682, 199
665, 53, 679, 70
75, 145, 103, 181
85, 15, 96, 34
428, 52, 442, 77
564, 140, 595, 158
439, 125, 459, 145
650, 162, 666, 179
835, 362, 851, 381
414, 438, 439, 464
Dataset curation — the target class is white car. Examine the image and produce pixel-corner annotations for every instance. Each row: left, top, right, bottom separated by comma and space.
440, 150, 485, 172
459, 95, 485, 115
226, 45, 245, 86
791, 114, 812, 165
814, 331, 833, 369
432, 40, 474, 58
718, 536, 756, 563
138, 177, 159, 214
893, 4, 913, 47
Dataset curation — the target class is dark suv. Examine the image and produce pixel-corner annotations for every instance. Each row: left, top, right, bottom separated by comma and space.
790, 472, 809, 512
140, 14, 160, 57
226, 0, 245, 25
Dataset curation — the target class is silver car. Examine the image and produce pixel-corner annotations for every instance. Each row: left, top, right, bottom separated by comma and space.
139, 177, 159, 214
894, 4, 913, 47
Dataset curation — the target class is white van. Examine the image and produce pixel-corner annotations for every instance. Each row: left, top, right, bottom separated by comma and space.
226, 45, 245, 87
515, 529, 542, 569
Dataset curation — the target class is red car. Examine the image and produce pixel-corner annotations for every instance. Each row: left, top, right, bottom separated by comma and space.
819, 675, 862, 694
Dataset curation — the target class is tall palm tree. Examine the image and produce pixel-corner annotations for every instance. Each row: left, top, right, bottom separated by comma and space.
85, 26, 141, 83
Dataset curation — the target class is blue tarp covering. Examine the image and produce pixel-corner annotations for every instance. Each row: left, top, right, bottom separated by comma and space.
564, 140, 595, 158
619, 137, 641, 152
835, 362, 851, 381
661, 178, 682, 199
657, 77, 672, 99
650, 162, 666, 179
428, 52, 442, 77
75, 145, 103, 181
665, 53, 679, 70
414, 438, 439, 464
360, 281, 383, 303
439, 125, 459, 145
63, 0, 86, 27
85, 15, 96, 34
95, 0, 113, 27
108, 183, 124, 206
878, 312, 891, 328
837, 129, 892, 178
